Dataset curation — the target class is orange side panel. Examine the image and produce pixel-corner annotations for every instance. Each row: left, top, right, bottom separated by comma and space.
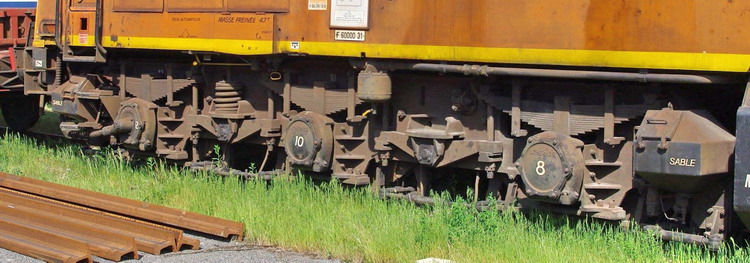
113, 0, 164, 13
275, 0, 750, 55
70, 0, 96, 11
35, 0, 750, 71
67, 12, 95, 46
105, 12, 274, 41
226, 0, 290, 13
166, 0, 223, 13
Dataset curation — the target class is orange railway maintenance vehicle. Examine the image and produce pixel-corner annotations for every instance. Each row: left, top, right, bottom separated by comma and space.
7, 0, 750, 248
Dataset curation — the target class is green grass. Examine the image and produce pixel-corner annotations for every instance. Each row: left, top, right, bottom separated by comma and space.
0, 133, 748, 262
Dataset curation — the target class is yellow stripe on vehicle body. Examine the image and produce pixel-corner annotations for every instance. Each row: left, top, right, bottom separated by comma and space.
279, 41, 750, 73
101, 36, 274, 56
58, 36, 750, 72
32, 39, 56, 48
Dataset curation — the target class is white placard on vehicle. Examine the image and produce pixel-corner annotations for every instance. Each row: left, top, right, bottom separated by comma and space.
330, 0, 369, 29
308, 0, 327, 10
334, 30, 366, 41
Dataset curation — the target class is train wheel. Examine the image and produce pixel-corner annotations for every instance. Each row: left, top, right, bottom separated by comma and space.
1, 95, 40, 131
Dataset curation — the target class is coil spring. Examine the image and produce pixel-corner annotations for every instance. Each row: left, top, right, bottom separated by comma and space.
53, 54, 62, 86
214, 81, 243, 113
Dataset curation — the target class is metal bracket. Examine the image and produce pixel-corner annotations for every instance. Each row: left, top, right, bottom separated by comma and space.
604, 88, 625, 145
511, 80, 528, 137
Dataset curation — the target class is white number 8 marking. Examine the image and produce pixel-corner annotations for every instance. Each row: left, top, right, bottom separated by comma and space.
536, 161, 546, 176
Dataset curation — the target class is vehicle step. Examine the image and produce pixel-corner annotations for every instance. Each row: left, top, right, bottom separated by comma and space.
334, 135, 367, 141
158, 118, 183, 122
157, 134, 185, 139
583, 182, 622, 190
156, 150, 188, 160
333, 173, 370, 185
335, 155, 366, 160
584, 160, 623, 167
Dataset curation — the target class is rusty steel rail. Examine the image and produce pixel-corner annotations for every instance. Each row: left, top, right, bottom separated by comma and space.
0, 219, 93, 263
0, 201, 139, 261
0, 172, 245, 239
0, 188, 184, 255
0, 173, 245, 262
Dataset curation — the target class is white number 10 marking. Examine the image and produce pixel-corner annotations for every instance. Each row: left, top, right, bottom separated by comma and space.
294, 136, 305, 148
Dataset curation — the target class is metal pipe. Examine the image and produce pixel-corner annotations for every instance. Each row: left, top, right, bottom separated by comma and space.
379, 191, 436, 206
379, 188, 492, 210
202, 63, 253, 67
381, 186, 723, 249
410, 64, 732, 84
643, 225, 722, 250
54, 0, 62, 50
189, 161, 276, 181
94, 0, 107, 57
356, 60, 737, 84
258, 141, 274, 173
89, 118, 134, 138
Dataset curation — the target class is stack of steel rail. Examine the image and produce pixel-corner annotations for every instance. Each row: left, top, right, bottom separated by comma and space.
0, 172, 245, 262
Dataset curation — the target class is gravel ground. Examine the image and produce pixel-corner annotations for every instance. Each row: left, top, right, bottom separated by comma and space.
0, 233, 341, 263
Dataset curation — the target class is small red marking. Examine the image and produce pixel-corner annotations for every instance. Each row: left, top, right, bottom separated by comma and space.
7, 47, 15, 71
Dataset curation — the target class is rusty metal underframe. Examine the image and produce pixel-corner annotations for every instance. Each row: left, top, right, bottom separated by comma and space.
0, 172, 245, 262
